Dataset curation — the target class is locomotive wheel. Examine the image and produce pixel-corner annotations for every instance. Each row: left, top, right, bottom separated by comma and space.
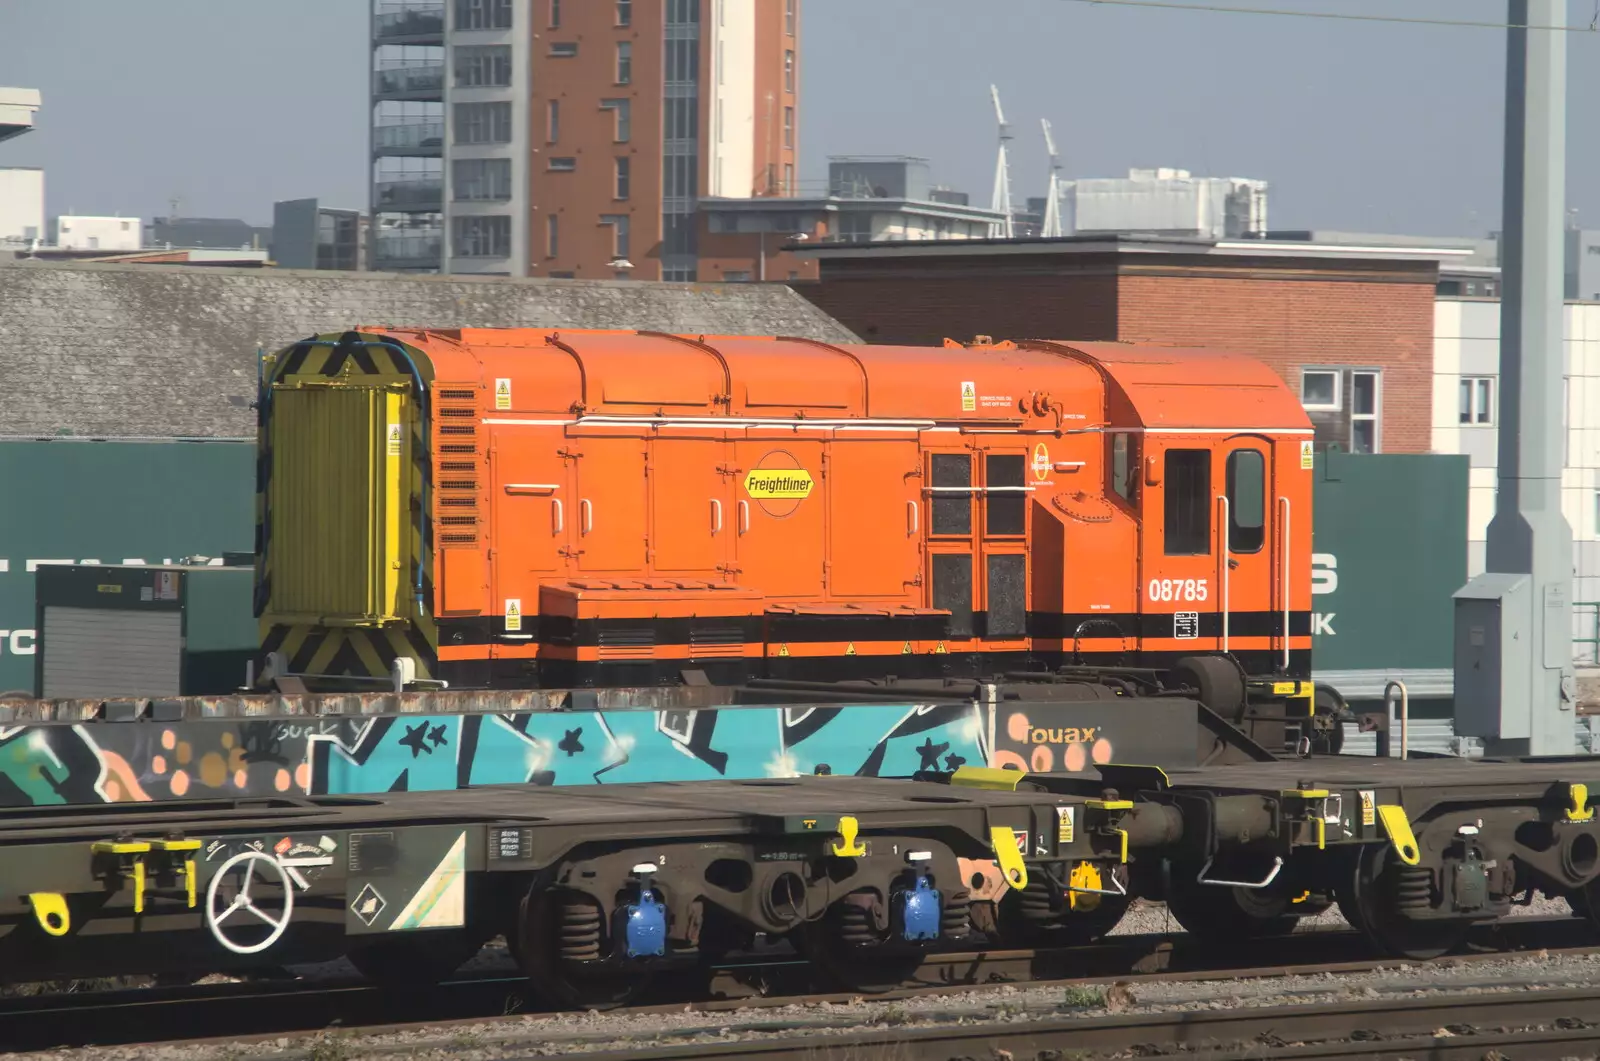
519, 889, 654, 1010
347, 930, 488, 988
1337, 843, 1469, 960
1163, 864, 1299, 941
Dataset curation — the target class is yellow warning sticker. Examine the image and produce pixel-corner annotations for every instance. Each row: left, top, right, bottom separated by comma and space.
1359, 789, 1375, 827
1300, 439, 1314, 470
495, 378, 512, 411
1032, 442, 1050, 482
744, 469, 814, 500
504, 598, 522, 633
902, 641, 912, 654
777, 643, 790, 657
935, 641, 947, 654
845, 643, 857, 656
960, 381, 977, 412
1056, 806, 1075, 844
386, 423, 403, 456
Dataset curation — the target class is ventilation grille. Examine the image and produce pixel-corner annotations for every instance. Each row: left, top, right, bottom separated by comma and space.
434, 397, 483, 546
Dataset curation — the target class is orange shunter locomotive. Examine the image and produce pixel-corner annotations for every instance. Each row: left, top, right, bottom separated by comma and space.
254, 328, 1330, 745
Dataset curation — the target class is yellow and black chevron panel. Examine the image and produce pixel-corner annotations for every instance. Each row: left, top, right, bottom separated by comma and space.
254, 330, 441, 686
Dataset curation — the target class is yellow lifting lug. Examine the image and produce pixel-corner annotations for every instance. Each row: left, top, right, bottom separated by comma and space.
153, 839, 203, 909
988, 826, 1029, 891
28, 893, 70, 937
91, 840, 152, 856
1376, 804, 1422, 866
1280, 790, 1331, 850
91, 838, 155, 914
1086, 799, 1135, 811
950, 766, 1026, 791
831, 815, 867, 857
1566, 783, 1595, 823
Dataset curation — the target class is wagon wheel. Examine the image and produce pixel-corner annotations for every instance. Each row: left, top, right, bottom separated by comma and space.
1163, 861, 1299, 941
1338, 843, 1470, 960
792, 898, 926, 994
519, 889, 655, 1011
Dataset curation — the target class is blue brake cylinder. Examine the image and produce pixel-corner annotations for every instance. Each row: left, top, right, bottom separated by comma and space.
623, 887, 667, 958
896, 875, 942, 942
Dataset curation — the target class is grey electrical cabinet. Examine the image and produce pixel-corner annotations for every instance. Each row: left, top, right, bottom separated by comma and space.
1453, 573, 1531, 740
34, 560, 256, 700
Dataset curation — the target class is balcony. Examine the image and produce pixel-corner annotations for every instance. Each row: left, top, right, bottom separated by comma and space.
374, 64, 445, 99
374, 230, 443, 271
376, 178, 444, 211
374, 121, 444, 156
374, 4, 445, 43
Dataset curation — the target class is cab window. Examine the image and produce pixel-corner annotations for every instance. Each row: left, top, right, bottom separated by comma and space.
1226, 449, 1265, 553
1110, 433, 1138, 504
1163, 449, 1210, 556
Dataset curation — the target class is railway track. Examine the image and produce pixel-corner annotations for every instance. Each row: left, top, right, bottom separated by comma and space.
1, 914, 1592, 1055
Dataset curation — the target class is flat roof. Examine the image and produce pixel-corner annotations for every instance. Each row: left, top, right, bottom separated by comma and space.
0, 87, 41, 143
790, 233, 1474, 263
699, 195, 1005, 223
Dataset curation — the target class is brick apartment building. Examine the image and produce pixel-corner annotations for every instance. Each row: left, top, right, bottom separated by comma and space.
371, 0, 798, 279
793, 236, 1454, 454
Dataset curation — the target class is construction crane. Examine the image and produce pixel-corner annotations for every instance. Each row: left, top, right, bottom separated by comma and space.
1040, 119, 1064, 239
989, 85, 1015, 239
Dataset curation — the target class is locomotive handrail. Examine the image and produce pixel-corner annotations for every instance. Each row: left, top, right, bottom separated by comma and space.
1278, 495, 1291, 669
1217, 495, 1231, 652
906, 500, 919, 535
552, 498, 564, 534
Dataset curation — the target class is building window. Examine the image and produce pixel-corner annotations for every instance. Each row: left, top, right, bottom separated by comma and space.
547, 99, 559, 143
783, 163, 794, 195
665, 37, 698, 82
1300, 369, 1340, 411
549, 41, 578, 57
1460, 377, 1495, 425
785, 0, 795, 34
1350, 370, 1380, 453
546, 214, 559, 258
452, 215, 510, 258
1163, 449, 1211, 556
1225, 449, 1265, 553
783, 106, 794, 149
548, 157, 577, 172
454, 45, 511, 87
724, 270, 752, 282
784, 50, 794, 93
600, 98, 631, 142
453, 158, 512, 201
617, 0, 632, 26
615, 157, 631, 199
454, 0, 512, 30
600, 214, 631, 258
836, 213, 870, 243
665, 97, 698, 140
549, 0, 560, 28
616, 41, 632, 84
454, 101, 512, 144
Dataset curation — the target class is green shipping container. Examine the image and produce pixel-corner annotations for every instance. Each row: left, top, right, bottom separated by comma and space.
1310, 450, 1470, 704
0, 441, 255, 694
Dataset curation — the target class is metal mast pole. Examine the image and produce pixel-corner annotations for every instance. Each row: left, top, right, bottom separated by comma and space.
1455, 0, 1574, 755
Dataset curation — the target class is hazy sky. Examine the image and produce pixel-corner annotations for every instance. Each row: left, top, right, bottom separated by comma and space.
1, 0, 1595, 236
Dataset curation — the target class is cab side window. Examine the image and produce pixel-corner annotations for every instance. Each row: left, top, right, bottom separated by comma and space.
1110, 433, 1138, 504
1226, 449, 1265, 553
1163, 449, 1210, 555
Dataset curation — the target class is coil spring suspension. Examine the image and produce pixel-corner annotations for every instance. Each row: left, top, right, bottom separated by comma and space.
941, 889, 971, 939
1395, 865, 1434, 913
1016, 877, 1059, 923
834, 898, 879, 946
556, 893, 604, 961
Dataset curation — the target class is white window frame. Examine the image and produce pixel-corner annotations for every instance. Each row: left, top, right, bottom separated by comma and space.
1459, 376, 1495, 425
1350, 370, 1381, 453
1299, 368, 1341, 412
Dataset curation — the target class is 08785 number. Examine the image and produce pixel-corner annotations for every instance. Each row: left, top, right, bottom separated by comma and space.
1147, 578, 1208, 602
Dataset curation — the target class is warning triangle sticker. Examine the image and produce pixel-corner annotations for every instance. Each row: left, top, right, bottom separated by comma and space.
777, 644, 789, 657
902, 641, 912, 654
845, 643, 856, 656
935, 641, 947, 654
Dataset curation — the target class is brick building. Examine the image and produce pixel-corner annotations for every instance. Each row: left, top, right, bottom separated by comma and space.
794, 236, 1457, 454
